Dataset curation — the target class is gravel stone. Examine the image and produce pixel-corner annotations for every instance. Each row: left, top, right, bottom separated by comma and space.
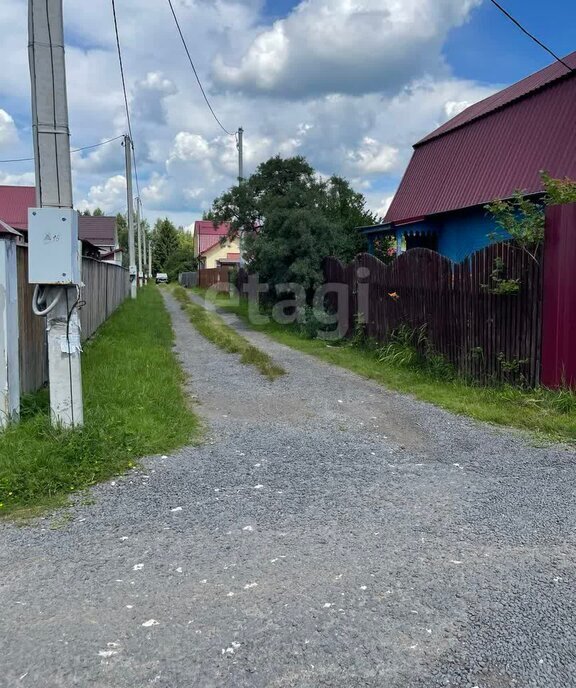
0, 290, 574, 687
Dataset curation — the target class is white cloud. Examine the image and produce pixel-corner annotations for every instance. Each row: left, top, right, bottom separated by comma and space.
0, 0, 498, 227
349, 138, 399, 175
214, 0, 481, 97
0, 109, 18, 149
78, 175, 127, 213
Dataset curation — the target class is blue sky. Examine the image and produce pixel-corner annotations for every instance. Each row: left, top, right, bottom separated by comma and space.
0, 0, 573, 227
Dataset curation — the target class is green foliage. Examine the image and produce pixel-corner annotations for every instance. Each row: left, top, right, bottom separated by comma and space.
149, 218, 197, 280
208, 155, 378, 291
0, 287, 200, 517
377, 324, 455, 379
485, 172, 576, 263
542, 171, 576, 205
482, 257, 521, 295
486, 191, 544, 262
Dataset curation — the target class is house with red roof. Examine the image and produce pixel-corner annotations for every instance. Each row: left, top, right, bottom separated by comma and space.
0, 185, 122, 263
193, 220, 240, 269
361, 51, 576, 263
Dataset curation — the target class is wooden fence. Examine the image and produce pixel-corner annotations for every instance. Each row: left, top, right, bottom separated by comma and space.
17, 246, 129, 394
179, 271, 198, 288
198, 267, 232, 290
324, 243, 543, 386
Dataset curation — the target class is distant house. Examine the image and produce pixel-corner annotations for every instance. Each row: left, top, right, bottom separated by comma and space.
0, 185, 121, 263
361, 51, 576, 263
78, 215, 122, 265
194, 220, 240, 269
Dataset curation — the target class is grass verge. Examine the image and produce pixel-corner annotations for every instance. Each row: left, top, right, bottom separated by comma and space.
0, 285, 200, 518
172, 286, 285, 381
203, 290, 576, 444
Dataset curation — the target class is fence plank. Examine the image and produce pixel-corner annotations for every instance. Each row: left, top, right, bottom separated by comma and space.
17, 247, 130, 394
323, 243, 542, 386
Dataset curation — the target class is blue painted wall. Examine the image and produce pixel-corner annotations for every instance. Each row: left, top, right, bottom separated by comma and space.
436, 207, 501, 263
363, 206, 504, 263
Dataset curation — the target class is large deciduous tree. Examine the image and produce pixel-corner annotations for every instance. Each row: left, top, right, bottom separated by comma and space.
207, 155, 378, 290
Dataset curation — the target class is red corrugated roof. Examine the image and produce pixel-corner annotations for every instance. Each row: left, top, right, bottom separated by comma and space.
0, 185, 36, 230
194, 220, 230, 236
418, 51, 576, 145
195, 220, 231, 256
385, 61, 576, 225
0, 186, 117, 246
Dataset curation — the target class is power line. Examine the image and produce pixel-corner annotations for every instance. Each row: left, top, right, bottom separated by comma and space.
111, 0, 142, 200
166, 0, 235, 137
488, 0, 573, 72
0, 134, 126, 164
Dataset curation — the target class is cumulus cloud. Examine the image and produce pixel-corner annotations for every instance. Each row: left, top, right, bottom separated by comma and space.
0, 109, 18, 149
132, 72, 178, 126
214, 0, 481, 97
78, 175, 127, 213
0, 0, 498, 223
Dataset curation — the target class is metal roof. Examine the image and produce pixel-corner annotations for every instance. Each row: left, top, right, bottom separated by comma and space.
418, 51, 576, 145
0, 185, 36, 230
385, 61, 576, 225
0, 186, 117, 247
78, 216, 117, 246
195, 220, 231, 256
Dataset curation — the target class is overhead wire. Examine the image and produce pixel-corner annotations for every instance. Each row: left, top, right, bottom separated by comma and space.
111, 0, 143, 212
166, 0, 236, 137
0, 134, 126, 164
487, 0, 573, 72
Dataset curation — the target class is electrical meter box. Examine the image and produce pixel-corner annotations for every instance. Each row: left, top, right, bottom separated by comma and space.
28, 207, 81, 285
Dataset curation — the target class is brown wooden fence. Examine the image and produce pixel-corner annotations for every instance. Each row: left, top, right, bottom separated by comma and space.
17, 246, 129, 394
324, 243, 543, 386
198, 267, 232, 290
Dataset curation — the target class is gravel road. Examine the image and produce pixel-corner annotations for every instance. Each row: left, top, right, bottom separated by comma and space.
1, 289, 575, 688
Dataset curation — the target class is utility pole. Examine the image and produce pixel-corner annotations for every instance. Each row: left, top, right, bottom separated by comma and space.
136, 195, 142, 288
237, 127, 245, 266
28, 0, 83, 427
140, 198, 147, 282
148, 239, 153, 281
237, 127, 244, 183
124, 135, 137, 298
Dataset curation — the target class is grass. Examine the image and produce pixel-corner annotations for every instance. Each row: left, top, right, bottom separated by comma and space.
172, 286, 286, 380
202, 290, 576, 445
0, 285, 200, 518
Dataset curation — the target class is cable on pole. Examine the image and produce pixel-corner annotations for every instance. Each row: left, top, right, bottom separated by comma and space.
166, 0, 236, 137
0, 134, 126, 164
488, 0, 573, 72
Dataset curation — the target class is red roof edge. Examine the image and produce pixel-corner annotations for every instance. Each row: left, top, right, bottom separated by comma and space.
416, 51, 576, 148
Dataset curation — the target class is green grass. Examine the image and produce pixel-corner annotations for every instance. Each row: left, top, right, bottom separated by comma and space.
206, 291, 576, 444
0, 285, 200, 518
172, 286, 286, 380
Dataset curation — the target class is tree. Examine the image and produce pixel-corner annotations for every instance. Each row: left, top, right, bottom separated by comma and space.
208, 155, 377, 290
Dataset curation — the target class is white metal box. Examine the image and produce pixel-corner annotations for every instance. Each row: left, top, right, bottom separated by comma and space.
28, 207, 81, 284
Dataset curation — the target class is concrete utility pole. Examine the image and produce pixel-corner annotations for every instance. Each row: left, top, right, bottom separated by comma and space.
148, 240, 153, 281
237, 127, 246, 266
124, 135, 137, 298
140, 198, 147, 282
136, 195, 143, 288
237, 127, 244, 183
28, 0, 83, 427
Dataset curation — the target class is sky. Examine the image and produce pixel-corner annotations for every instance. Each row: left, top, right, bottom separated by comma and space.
0, 0, 574, 230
